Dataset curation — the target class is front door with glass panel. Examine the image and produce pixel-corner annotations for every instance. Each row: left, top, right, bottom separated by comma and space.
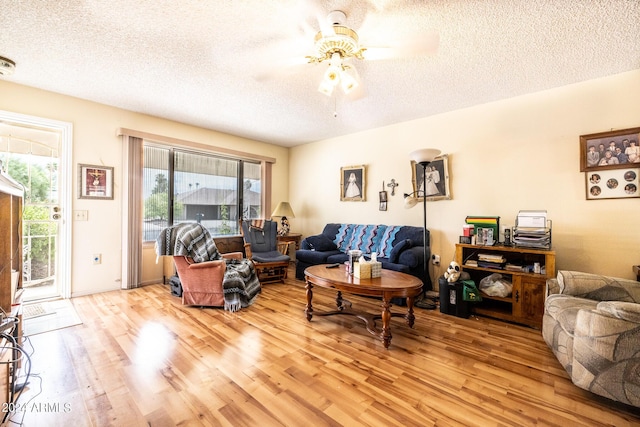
0, 114, 69, 301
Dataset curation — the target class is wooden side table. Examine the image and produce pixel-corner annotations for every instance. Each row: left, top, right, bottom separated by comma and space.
277, 233, 302, 262
277, 233, 302, 249
634, 265, 640, 281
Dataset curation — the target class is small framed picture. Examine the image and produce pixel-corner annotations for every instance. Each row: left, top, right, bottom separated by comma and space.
580, 127, 640, 172
586, 168, 639, 200
340, 165, 366, 201
78, 164, 114, 199
379, 190, 388, 211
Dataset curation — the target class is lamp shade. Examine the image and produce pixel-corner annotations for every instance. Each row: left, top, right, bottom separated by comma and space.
403, 195, 419, 209
271, 202, 295, 218
409, 148, 441, 164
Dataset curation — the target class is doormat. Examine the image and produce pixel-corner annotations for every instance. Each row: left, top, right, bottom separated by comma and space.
22, 303, 49, 319
23, 299, 82, 336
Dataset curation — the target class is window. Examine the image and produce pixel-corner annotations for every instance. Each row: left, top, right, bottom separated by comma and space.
143, 144, 262, 242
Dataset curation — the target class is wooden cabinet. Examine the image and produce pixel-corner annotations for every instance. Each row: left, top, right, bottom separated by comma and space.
0, 173, 23, 410
0, 173, 23, 314
455, 243, 556, 328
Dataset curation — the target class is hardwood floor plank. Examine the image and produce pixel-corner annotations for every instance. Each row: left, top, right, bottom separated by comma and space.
10, 269, 640, 426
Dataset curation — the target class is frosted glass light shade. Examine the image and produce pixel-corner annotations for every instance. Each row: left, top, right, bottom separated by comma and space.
404, 196, 419, 209
409, 148, 441, 164
271, 201, 295, 218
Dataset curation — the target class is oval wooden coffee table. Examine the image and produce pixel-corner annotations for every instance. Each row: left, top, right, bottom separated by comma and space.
304, 264, 423, 348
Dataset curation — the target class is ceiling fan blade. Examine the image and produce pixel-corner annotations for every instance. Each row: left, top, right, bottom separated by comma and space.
253, 56, 313, 82
363, 31, 439, 60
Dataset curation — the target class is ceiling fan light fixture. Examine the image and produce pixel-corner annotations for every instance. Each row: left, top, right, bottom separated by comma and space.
323, 64, 341, 86
340, 68, 358, 93
318, 79, 335, 96
310, 11, 364, 98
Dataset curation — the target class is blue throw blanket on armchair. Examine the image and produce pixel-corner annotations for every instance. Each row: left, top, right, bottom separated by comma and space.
155, 223, 261, 312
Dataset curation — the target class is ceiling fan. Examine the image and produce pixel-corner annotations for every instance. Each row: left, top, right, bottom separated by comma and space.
306, 10, 365, 96
302, 9, 439, 98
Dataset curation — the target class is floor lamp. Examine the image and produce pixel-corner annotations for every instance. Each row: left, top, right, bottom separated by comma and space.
404, 148, 441, 309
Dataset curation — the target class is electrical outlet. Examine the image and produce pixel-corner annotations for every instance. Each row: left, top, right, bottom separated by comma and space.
432, 254, 440, 265
93, 254, 102, 265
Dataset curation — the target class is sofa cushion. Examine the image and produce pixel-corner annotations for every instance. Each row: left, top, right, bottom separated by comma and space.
380, 260, 410, 274
572, 306, 640, 407
545, 294, 599, 335
306, 234, 338, 251
378, 226, 403, 259
394, 225, 425, 246
390, 239, 412, 263
327, 253, 349, 264
398, 246, 423, 269
296, 249, 341, 264
596, 301, 640, 323
557, 270, 640, 302
345, 224, 387, 254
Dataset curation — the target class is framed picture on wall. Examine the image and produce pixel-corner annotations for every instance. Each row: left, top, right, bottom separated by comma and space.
585, 168, 639, 200
580, 127, 640, 172
78, 164, 114, 199
340, 165, 366, 201
379, 189, 387, 211
411, 154, 451, 201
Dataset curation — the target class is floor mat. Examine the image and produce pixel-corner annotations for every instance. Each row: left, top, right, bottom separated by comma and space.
23, 299, 82, 336
22, 303, 48, 319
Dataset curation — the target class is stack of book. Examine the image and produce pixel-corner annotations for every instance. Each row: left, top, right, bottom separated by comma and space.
477, 253, 506, 269
505, 263, 525, 272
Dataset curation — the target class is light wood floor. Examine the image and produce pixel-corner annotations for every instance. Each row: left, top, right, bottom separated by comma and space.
10, 268, 640, 426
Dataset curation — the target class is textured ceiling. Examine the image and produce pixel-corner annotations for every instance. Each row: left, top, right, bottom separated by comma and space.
0, 0, 639, 147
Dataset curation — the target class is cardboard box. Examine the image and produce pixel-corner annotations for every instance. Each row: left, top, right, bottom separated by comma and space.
370, 262, 382, 278
354, 261, 382, 279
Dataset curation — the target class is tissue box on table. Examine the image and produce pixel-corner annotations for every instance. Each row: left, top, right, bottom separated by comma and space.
354, 261, 382, 279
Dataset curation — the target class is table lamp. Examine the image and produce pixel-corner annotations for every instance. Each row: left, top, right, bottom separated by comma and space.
271, 202, 295, 236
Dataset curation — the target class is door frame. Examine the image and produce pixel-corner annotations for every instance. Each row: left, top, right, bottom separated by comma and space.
0, 109, 72, 299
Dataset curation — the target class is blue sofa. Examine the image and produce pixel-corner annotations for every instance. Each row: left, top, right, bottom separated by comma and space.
295, 223, 431, 290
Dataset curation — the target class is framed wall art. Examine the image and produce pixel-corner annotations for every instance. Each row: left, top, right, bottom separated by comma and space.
379, 187, 387, 211
411, 154, 451, 202
585, 168, 639, 200
340, 165, 366, 201
580, 127, 640, 172
78, 164, 114, 199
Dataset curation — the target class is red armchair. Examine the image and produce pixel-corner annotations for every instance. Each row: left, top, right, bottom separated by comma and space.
173, 252, 243, 306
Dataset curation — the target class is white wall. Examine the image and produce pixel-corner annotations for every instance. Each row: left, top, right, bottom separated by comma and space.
290, 70, 640, 281
0, 81, 290, 296
2, 69, 637, 297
